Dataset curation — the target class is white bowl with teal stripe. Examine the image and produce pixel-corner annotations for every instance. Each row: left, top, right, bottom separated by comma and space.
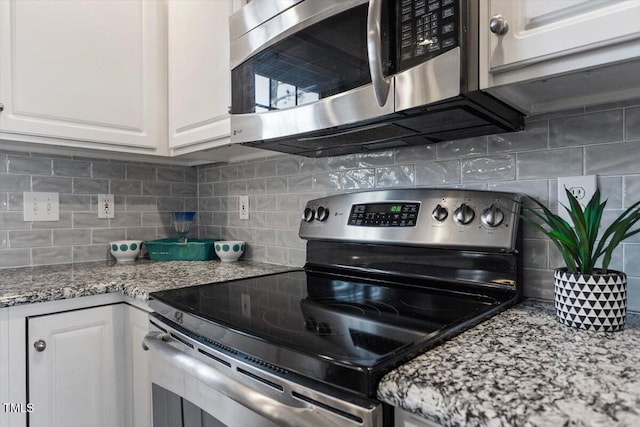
214, 241, 245, 262
109, 240, 142, 263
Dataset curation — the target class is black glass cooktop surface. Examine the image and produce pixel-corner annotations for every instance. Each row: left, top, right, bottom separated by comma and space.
151, 270, 504, 371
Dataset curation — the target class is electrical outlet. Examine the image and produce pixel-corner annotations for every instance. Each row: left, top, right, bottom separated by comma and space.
558, 175, 598, 223
23, 192, 59, 222
98, 194, 115, 219
239, 195, 249, 220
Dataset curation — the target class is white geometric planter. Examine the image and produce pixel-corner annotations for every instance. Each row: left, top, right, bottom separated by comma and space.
554, 268, 627, 332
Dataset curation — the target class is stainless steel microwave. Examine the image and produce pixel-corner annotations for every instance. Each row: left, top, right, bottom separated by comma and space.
229, 0, 523, 158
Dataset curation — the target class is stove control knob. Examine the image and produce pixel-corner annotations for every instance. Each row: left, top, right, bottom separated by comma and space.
431, 204, 448, 222
454, 203, 475, 225
316, 206, 330, 222
303, 207, 315, 222
481, 204, 505, 227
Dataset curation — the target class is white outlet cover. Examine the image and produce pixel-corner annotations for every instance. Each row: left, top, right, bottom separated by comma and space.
98, 194, 115, 219
557, 175, 598, 224
23, 192, 59, 222
239, 195, 249, 220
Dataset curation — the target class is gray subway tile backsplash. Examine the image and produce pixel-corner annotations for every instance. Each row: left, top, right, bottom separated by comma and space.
624, 175, 640, 208
0, 248, 31, 268
8, 229, 52, 248
626, 106, 640, 141
32, 246, 73, 266
436, 136, 488, 159
342, 168, 375, 190
549, 110, 623, 147
127, 165, 157, 181
462, 155, 515, 182
0, 100, 639, 312
585, 141, 640, 175
0, 175, 30, 192
7, 155, 51, 175
517, 148, 583, 179
73, 178, 109, 194
92, 162, 126, 180
488, 120, 548, 153
415, 160, 460, 186
375, 165, 414, 188
32, 176, 73, 193
52, 158, 92, 177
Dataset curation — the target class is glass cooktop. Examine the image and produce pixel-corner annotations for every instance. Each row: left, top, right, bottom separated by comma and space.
151, 270, 502, 370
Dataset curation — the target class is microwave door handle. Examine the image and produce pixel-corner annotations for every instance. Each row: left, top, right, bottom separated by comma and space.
367, 0, 391, 107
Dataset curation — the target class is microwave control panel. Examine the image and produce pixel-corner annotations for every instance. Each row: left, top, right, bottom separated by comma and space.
398, 0, 459, 71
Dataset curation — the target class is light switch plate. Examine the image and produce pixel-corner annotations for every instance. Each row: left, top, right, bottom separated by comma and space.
23, 192, 59, 222
557, 175, 598, 223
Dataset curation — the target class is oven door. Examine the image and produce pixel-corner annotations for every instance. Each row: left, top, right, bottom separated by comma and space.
229, 0, 395, 145
144, 317, 383, 427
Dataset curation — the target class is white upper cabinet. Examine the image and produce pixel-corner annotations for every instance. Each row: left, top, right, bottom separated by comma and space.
481, 0, 640, 113
0, 0, 166, 154
167, 0, 239, 155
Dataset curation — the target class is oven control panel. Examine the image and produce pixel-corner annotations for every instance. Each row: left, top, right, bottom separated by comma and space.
299, 188, 523, 251
347, 202, 420, 227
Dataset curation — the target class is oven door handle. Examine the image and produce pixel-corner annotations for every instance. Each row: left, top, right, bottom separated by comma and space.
367, 0, 391, 107
142, 332, 341, 427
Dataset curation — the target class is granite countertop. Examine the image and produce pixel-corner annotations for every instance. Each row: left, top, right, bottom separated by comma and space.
0, 259, 295, 308
4, 262, 638, 427
378, 300, 640, 427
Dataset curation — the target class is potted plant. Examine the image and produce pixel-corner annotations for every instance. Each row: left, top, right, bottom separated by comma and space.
522, 188, 640, 331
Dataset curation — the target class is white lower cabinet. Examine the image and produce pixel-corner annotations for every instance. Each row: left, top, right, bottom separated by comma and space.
125, 304, 152, 427
28, 304, 127, 427
0, 308, 10, 427
2, 295, 151, 427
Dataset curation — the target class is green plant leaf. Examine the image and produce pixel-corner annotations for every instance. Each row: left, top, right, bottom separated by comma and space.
562, 188, 593, 272
596, 201, 640, 273
522, 187, 640, 275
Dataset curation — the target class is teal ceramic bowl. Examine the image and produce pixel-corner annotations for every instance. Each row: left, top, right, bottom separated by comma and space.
214, 241, 245, 262
109, 240, 142, 263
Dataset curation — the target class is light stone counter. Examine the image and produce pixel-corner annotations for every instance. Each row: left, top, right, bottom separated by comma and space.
378, 300, 640, 427
0, 259, 295, 308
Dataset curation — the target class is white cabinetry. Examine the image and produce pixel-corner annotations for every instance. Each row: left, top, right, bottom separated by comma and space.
2, 295, 151, 427
125, 304, 152, 427
0, 0, 166, 154
0, 308, 9, 427
28, 304, 127, 427
168, 0, 234, 154
481, 0, 640, 113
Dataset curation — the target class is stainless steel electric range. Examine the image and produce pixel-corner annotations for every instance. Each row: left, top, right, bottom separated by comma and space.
144, 188, 523, 427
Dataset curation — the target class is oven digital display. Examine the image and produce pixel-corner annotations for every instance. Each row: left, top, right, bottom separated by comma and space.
348, 202, 419, 227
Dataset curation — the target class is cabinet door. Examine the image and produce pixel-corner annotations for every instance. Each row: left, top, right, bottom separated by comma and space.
28, 305, 126, 427
125, 305, 151, 427
0, 308, 8, 427
0, 0, 164, 152
167, 0, 236, 154
483, 0, 640, 84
